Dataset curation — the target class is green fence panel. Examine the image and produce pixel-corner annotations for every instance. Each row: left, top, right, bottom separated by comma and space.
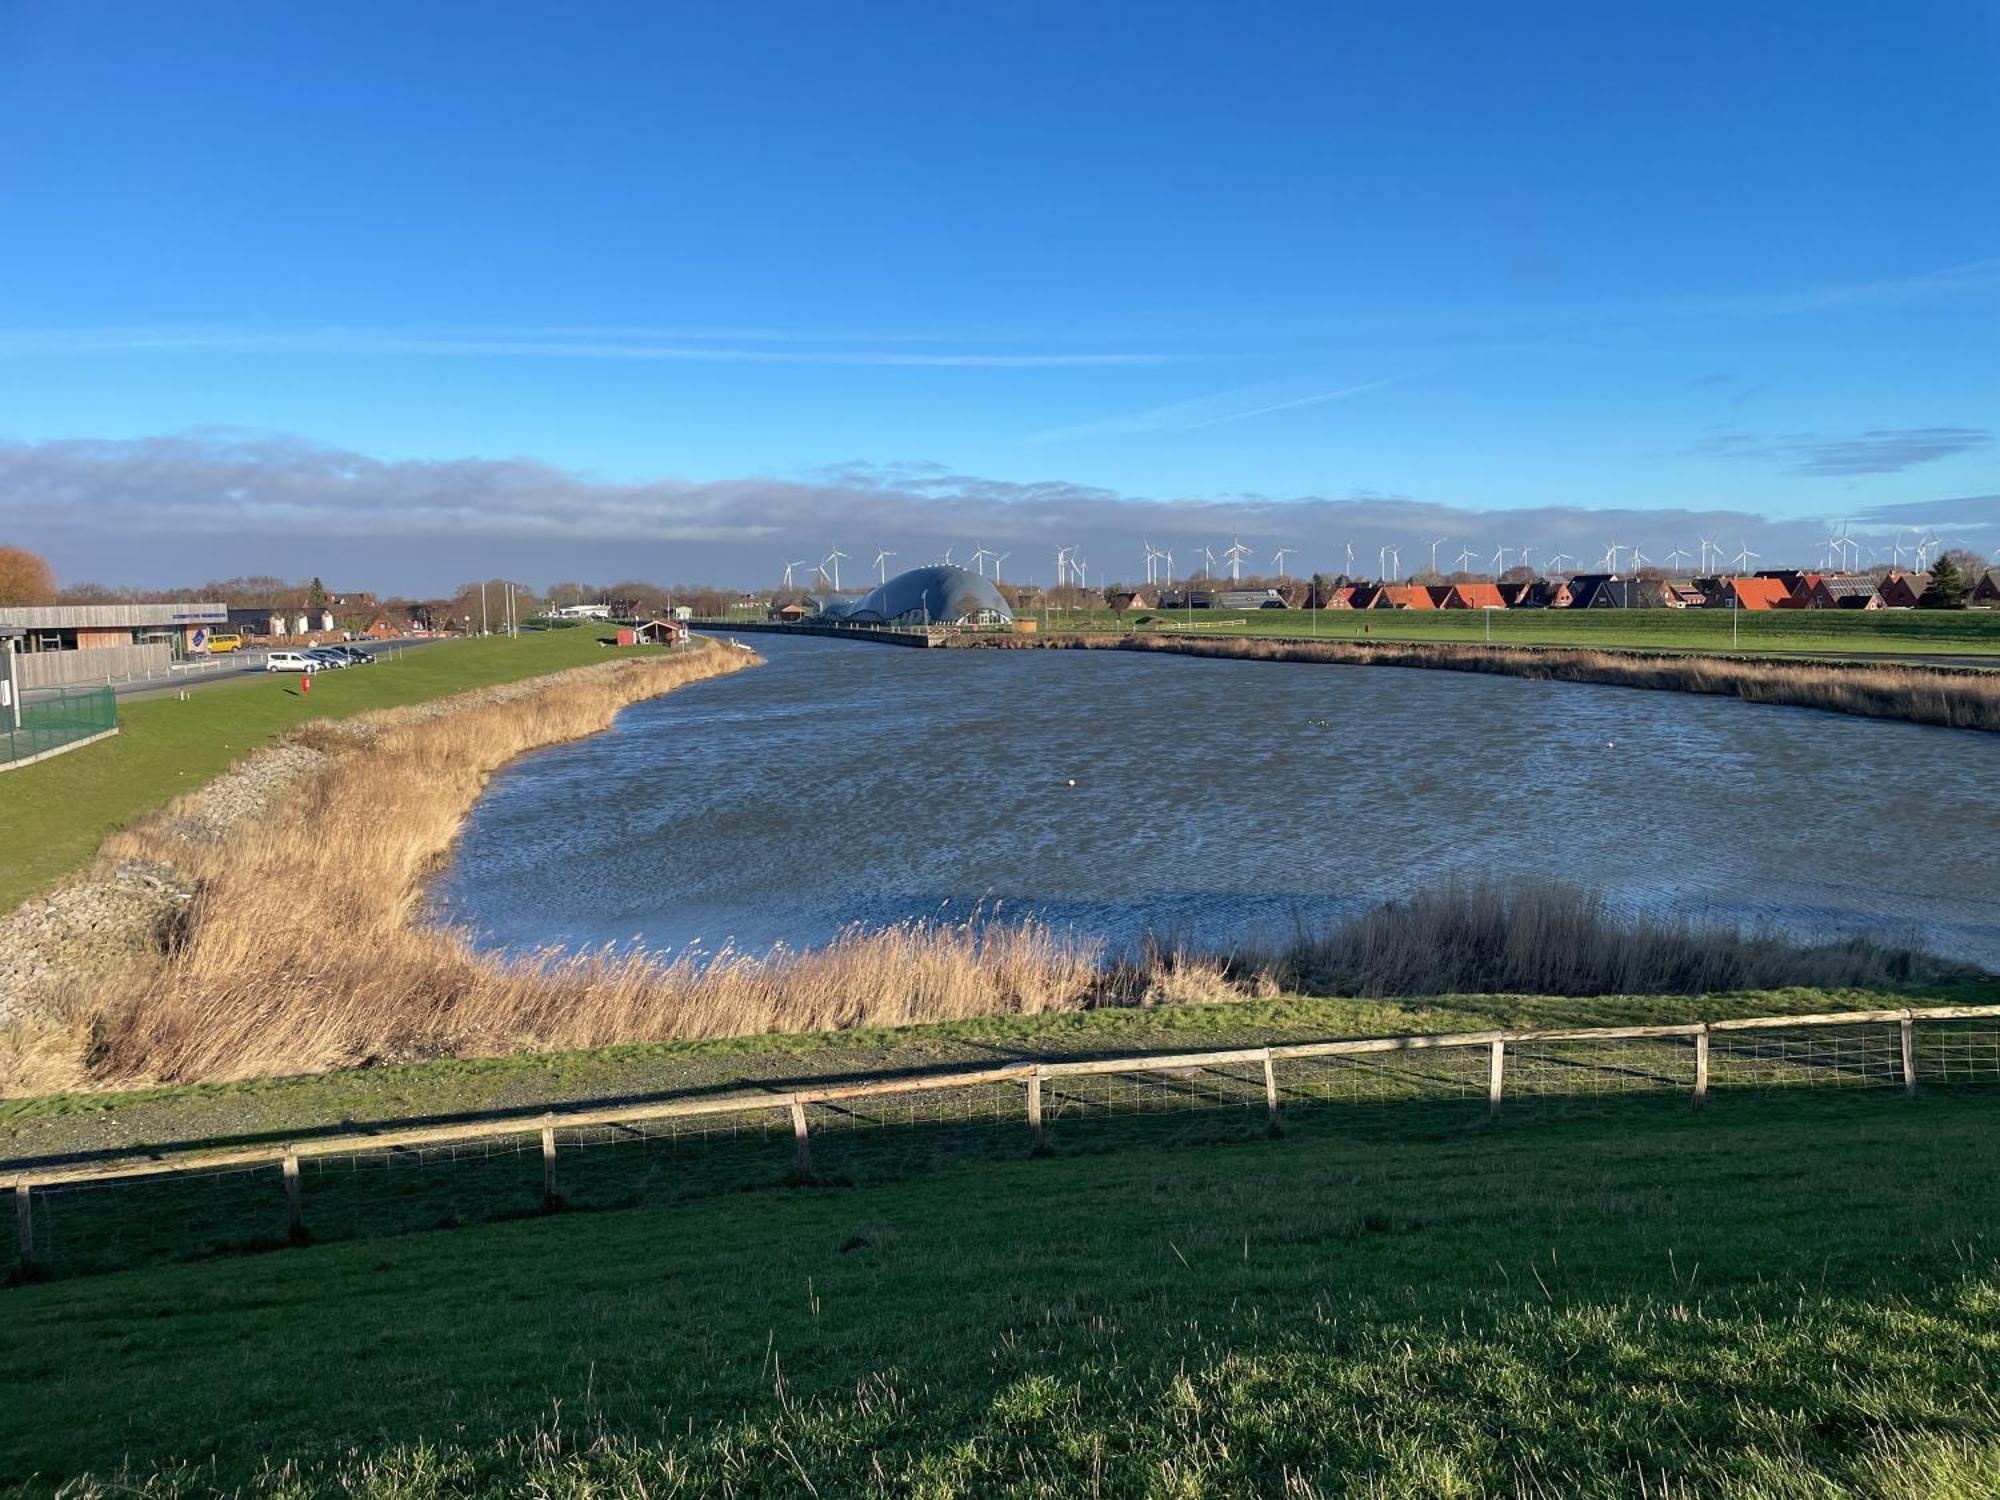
0, 684, 119, 766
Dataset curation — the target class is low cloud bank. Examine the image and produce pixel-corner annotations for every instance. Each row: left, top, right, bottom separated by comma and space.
2, 430, 1984, 593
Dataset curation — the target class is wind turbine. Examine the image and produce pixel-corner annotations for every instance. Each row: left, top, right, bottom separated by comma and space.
991, 552, 1011, 583
1379, 544, 1392, 581
823, 547, 848, 590
1732, 540, 1759, 572
968, 543, 996, 578
782, 559, 809, 590
1545, 551, 1574, 575
1223, 534, 1252, 582
873, 548, 896, 584
1201, 545, 1216, 580
1428, 536, 1449, 576
1453, 547, 1477, 574
1142, 541, 1159, 585
1271, 546, 1296, 578
1518, 545, 1534, 574
1697, 536, 1717, 573
1601, 542, 1621, 573
1629, 545, 1649, 573
1491, 546, 1511, 576
1663, 546, 1692, 572
1343, 541, 1356, 577
941, 545, 955, 566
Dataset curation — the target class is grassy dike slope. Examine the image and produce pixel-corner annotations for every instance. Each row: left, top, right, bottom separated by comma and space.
5, 1085, 1998, 1497
1026, 605, 2000, 657
0, 631, 647, 912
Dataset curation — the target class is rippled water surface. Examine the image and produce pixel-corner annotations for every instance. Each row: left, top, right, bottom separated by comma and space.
434, 636, 2000, 967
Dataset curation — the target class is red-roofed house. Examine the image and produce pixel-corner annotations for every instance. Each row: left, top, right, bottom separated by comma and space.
1439, 582, 1508, 610
1368, 584, 1437, 609
1708, 577, 1792, 611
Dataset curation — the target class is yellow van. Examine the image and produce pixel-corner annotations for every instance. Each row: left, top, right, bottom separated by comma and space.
205, 632, 245, 653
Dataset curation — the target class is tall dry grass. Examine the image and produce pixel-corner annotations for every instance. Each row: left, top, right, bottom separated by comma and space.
1266, 881, 1971, 998
970, 632, 2000, 732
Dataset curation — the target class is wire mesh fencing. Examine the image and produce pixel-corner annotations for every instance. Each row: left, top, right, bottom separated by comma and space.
1, 684, 117, 766
8, 1005, 1997, 1283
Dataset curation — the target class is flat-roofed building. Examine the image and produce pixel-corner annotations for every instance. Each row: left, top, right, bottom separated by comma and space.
0, 602, 226, 689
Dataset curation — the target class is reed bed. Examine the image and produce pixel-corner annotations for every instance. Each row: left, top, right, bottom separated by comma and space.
1264, 880, 1969, 998
968, 631, 2000, 731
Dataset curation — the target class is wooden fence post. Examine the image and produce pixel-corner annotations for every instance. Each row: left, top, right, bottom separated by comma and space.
1487, 1040, 1505, 1121
282, 1152, 305, 1244
789, 1097, 811, 1176
1693, 1028, 1710, 1111
1027, 1069, 1045, 1152
14, 1183, 33, 1275
540, 1125, 559, 1210
1900, 1015, 1917, 1097
1261, 1049, 1279, 1126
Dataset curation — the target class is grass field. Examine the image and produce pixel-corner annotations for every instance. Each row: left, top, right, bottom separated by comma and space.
0, 630, 642, 911
4, 1081, 1998, 1497
1030, 604, 2000, 657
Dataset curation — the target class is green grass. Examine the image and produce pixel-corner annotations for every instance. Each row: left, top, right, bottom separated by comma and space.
0, 631, 650, 911
4, 1083, 1998, 1496
1034, 605, 2000, 657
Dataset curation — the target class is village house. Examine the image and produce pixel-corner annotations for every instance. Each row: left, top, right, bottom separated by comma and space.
1706, 577, 1793, 611
1876, 572, 1930, 609
1794, 576, 1883, 610
1439, 581, 1508, 610
1972, 571, 2000, 608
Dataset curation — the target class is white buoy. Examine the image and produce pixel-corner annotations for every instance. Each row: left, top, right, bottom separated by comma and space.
1066, 778, 1077, 787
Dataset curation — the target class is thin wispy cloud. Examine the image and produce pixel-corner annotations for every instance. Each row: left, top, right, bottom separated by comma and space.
1030, 374, 1409, 443
0, 326, 1212, 369
1688, 426, 1993, 477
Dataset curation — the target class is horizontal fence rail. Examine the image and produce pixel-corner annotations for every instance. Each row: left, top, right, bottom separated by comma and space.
9, 1004, 1998, 1280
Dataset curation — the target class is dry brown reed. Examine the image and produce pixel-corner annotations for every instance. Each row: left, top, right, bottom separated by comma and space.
966, 632, 2000, 732
1265, 881, 1972, 998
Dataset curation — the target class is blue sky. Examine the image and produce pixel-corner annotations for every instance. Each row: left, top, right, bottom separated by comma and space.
0, 1, 1994, 588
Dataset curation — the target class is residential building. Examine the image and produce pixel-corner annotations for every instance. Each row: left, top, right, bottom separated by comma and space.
1876, 572, 1930, 609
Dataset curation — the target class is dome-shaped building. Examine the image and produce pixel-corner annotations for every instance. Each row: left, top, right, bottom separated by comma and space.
819, 564, 1013, 626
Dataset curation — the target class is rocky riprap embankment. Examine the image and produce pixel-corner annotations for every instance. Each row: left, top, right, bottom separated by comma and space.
0, 740, 334, 1026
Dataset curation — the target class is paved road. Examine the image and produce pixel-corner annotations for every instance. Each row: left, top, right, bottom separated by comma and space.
29, 638, 447, 705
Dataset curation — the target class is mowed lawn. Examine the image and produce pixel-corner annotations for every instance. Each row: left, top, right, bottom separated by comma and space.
5, 1088, 1999, 1497
0, 630, 643, 910
1035, 605, 2000, 656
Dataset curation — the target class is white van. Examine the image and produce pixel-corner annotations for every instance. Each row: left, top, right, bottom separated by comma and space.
265, 651, 323, 673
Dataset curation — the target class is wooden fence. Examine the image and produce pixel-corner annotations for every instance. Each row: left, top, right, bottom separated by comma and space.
11, 1003, 1999, 1276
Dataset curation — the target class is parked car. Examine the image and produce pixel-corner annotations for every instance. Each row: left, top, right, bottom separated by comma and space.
204, 632, 245, 653
324, 645, 374, 665
303, 649, 351, 669
265, 651, 324, 673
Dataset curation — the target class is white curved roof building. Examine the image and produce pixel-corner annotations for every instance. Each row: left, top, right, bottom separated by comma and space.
818, 565, 1013, 626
